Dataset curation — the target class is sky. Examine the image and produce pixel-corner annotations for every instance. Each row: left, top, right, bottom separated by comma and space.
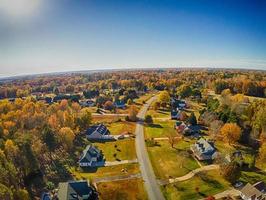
0, 0, 266, 77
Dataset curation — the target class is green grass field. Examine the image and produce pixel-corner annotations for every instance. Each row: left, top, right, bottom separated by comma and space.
147, 140, 199, 179
144, 119, 177, 139
146, 108, 170, 118
97, 178, 148, 200
161, 170, 230, 200
93, 139, 136, 161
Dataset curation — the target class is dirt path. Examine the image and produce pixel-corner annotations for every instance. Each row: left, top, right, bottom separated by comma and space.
158, 164, 220, 185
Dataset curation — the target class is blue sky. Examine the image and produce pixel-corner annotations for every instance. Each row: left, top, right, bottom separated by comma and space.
0, 0, 266, 77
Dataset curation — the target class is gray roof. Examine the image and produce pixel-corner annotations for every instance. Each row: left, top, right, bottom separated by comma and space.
79, 145, 102, 164
194, 138, 216, 155
241, 182, 266, 200
57, 180, 95, 200
86, 124, 110, 136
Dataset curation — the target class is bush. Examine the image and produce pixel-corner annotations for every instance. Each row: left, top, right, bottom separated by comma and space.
144, 115, 153, 124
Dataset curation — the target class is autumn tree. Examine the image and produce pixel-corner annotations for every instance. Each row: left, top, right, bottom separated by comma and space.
187, 112, 197, 125
177, 84, 192, 98
127, 105, 138, 122
76, 108, 92, 130
4, 139, 18, 161
220, 161, 241, 183
158, 91, 170, 109
144, 115, 153, 124
220, 123, 241, 145
258, 143, 266, 164
167, 130, 181, 148
42, 126, 57, 152
58, 127, 75, 150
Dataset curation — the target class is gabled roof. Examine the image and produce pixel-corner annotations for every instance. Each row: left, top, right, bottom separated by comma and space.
79, 145, 102, 163
195, 138, 215, 154
57, 180, 94, 200
86, 124, 110, 136
241, 182, 266, 200
114, 101, 125, 106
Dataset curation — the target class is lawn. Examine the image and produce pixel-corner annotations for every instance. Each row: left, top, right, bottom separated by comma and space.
147, 140, 199, 179
97, 178, 148, 200
93, 139, 136, 161
240, 170, 266, 185
146, 108, 170, 118
135, 93, 154, 105
92, 115, 125, 123
144, 119, 176, 139
161, 170, 230, 200
214, 140, 255, 164
70, 163, 140, 180
107, 121, 136, 135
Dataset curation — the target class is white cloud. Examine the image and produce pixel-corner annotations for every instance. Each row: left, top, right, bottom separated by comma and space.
0, 0, 44, 23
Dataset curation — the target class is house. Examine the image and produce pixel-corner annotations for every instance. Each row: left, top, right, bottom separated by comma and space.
114, 101, 126, 109
79, 145, 104, 167
171, 110, 181, 120
240, 181, 266, 200
57, 180, 98, 200
191, 138, 217, 161
175, 121, 200, 136
80, 99, 95, 107
86, 124, 113, 140
225, 150, 243, 163
171, 98, 187, 110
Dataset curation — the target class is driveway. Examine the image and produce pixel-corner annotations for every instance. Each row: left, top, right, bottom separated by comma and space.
135, 96, 165, 200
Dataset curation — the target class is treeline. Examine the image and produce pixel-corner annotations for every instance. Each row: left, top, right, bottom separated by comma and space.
0, 98, 92, 199
0, 69, 265, 99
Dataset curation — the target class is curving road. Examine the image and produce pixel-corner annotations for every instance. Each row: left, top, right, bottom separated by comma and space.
135, 96, 165, 200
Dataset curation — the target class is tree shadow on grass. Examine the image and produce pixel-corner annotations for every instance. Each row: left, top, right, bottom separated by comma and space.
148, 124, 163, 128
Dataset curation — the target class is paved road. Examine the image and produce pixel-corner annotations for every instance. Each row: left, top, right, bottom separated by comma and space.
158, 164, 220, 185
135, 96, 165, 200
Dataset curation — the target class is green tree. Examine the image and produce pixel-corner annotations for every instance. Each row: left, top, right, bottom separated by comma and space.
144, 115, 153, 124
177, 84, 192, 98
159, 91, 170, 108
187, 112, 197, 125
0, 183, 13, 200
220, 161, 241, 183
76, 108, 92, 130
42, 126, 57, 152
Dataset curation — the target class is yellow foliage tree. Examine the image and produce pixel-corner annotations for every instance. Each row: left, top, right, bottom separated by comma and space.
258, 143, 266, 164
4, 139, 18, 160
220, 123, 241, 145
58, 127, 75, 150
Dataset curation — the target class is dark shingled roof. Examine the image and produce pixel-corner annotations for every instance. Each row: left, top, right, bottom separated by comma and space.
57, 180, 96, 200
86, 124, 110, 136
